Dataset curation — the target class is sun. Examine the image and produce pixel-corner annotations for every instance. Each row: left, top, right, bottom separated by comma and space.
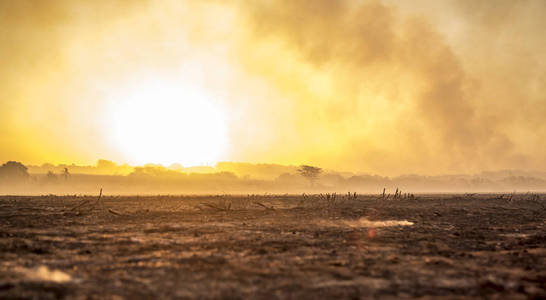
104, 80, 229, 166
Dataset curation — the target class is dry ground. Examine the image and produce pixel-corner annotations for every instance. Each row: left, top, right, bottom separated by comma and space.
0, 194, 545, 299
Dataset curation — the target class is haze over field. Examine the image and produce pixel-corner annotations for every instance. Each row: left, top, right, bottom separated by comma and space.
2, 160, 546, 195
1, 0, 545, 178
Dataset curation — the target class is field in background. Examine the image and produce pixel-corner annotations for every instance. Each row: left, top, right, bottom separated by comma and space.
1, 194, 545, 299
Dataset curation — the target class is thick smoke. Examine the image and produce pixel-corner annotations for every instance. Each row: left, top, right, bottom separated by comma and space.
232, 0, 546, 174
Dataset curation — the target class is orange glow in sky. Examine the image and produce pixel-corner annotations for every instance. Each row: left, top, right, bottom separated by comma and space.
1, 0, 545, 175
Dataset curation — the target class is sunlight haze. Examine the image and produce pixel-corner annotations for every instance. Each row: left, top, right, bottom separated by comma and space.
1, 0, 545, 175
103, 78, 229, 166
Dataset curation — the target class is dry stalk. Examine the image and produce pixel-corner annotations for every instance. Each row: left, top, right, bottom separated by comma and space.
254, 201, 275, 211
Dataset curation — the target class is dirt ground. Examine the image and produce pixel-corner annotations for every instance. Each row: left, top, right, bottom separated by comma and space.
0, 193, 545, 299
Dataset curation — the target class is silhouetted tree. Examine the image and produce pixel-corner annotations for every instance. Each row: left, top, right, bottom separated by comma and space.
297, 165, 322, 186
0, 161, 29, 182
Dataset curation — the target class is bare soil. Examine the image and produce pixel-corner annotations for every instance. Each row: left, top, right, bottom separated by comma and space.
0, 194, 545, 299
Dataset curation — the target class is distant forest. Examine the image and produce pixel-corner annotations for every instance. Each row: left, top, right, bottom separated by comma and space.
1, 160, 546, 195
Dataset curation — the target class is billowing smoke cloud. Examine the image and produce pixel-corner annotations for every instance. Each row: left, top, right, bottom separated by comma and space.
382, 0, 546, 172
229, 0, 546, 174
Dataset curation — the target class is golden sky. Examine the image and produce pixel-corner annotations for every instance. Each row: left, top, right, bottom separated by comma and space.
1, 0, 545, 175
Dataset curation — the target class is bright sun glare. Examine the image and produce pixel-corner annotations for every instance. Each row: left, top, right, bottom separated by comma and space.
105, 81, 229, 166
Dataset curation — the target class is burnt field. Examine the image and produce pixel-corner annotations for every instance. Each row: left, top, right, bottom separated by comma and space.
0, 194, 545, 299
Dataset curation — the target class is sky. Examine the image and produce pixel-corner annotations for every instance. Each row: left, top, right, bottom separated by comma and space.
1, 0, 545, 176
